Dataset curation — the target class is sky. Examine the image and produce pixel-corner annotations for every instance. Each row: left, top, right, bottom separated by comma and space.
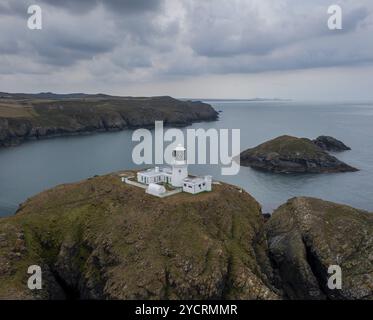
0, 0, 373, 100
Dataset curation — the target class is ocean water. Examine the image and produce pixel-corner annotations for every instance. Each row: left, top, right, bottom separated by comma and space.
1, 101, 372, 216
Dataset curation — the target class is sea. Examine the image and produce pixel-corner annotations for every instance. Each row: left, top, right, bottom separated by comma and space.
1, 100, 372, 216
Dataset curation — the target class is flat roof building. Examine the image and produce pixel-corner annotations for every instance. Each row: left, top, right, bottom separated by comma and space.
128, 144, 213, 198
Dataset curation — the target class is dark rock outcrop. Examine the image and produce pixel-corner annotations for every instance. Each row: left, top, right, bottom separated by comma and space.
0, 173, 278, 300
266, 197, 373, 300
0, 95, 218, 148
313, 136, 351, 152
240, 135, 358, 173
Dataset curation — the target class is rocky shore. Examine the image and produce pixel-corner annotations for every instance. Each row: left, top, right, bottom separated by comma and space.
240, 135, 357, 173
0, 172, 371, 300
0, 94, 218, 148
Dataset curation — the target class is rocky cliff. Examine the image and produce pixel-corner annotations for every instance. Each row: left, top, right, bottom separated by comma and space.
240, 135, 357, 173
0, 172, 277, 300
0, 95, 218, 148
265, 197, 373, 300
1, 173, 371, 300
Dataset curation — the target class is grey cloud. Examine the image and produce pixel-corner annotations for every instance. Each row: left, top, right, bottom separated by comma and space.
37, 0, 163, 15
187, 4, 371, 59
0, 0, 164, 17
41, 0, 98, 14
0, 0, 170, 71
0, 39, 20, 55
103, 0, 163, 14
0, 0, 373, 80
111, 47, 153, 70
162, 0, 373, 77
0, 1, 29, 16
340, 6, 370, 31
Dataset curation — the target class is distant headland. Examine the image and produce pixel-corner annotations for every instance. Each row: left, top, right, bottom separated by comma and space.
0, 92, 218, 148
185, 98, 292, 102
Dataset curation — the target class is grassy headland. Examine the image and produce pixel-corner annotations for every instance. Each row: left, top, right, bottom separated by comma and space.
0, 93, 218, 147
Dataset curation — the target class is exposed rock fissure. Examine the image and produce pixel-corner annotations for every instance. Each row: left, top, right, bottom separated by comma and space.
302, 238, 329, 299
49, 268, 81, 300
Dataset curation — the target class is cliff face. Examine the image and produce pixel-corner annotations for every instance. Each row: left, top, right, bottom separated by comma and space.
0, 173, 277, 300
265, 197, 373, 300
240, 135, 357, 173
0, 96, 218, 147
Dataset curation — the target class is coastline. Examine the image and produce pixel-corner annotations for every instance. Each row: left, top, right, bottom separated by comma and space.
0, 95, 219, 148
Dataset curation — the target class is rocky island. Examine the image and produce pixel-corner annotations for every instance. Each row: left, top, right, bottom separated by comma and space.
239, 135, 358, 173
313, 136, 351, 152
0, 172, 371, 300
0, 93, 218, 148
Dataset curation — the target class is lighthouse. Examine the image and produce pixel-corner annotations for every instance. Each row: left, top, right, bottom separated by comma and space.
134, 142, 212, 197
171, 144, 188, 187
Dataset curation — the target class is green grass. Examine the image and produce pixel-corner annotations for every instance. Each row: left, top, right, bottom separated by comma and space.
250, 135, 324, 157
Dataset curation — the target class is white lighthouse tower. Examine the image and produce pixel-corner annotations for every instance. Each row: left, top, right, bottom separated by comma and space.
171, 144, 188, 187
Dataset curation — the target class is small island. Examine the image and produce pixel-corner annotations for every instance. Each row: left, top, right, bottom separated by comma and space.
239, 135, 358, 173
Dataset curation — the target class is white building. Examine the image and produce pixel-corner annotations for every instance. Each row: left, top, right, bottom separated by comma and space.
146, 183, 166, 197
171, 144, 188, 187
137, 167, 171, 185
183, 176, 212, 195
135, 144, 212, 196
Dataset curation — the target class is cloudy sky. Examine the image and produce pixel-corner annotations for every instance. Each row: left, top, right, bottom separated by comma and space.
1, 0, 373, 100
